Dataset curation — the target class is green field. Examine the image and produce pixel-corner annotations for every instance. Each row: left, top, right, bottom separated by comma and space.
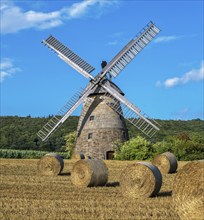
1, 159, 188, 220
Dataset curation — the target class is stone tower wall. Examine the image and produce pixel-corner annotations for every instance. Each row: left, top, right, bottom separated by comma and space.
75, 94, 129, 159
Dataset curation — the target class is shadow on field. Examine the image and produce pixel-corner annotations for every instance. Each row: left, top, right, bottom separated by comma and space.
106, 181, 120, 187
157, 191, 172, 197
60, 172, 71, 176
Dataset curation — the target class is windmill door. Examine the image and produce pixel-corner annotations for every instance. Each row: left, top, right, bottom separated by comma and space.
106, 151, 114, 160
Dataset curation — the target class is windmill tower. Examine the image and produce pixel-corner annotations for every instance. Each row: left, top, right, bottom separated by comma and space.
75, 77, 129, 159
37, 21, 161, 159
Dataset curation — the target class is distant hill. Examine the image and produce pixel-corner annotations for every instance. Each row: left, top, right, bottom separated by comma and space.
0, 116, 203, 152
127, 118, 204, 142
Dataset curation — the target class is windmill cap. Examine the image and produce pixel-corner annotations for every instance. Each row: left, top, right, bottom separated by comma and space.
89, 79, 124, 96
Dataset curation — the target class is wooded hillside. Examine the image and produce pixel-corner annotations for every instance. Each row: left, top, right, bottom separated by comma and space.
0, 116, 203, 153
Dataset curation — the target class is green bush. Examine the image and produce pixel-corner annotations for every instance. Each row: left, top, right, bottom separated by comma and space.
113, 136, 153, 160
113, 134, 204, 161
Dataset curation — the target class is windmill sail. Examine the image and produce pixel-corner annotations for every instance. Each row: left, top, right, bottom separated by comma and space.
101, 81, 160, 137
38, 21, 161, 142
37, 84, 94, 141
101, 21, 160, 79
42, 35, 95, 80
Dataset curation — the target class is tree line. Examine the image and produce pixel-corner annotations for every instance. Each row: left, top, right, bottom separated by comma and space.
0, 116, 203, 160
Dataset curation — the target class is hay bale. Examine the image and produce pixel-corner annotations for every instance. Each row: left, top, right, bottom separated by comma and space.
37, 153, 64, 176
172, 161, 204, 220
152, 152, 178, 173
71, 159, 108, 187
71, 152, 85, 161
120, 162, 162, 199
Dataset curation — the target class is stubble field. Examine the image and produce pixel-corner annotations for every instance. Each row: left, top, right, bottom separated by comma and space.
1, 159, 188, 220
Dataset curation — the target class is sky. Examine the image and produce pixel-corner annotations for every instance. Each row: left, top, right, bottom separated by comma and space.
0, 0, 203, 120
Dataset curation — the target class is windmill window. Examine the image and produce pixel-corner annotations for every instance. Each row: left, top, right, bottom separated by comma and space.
90, 116, 94, 121
88, 133, 93, 139
123, 131, 126, 139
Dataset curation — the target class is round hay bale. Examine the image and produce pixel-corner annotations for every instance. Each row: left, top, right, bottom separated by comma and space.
37, 153, 64, 176
71, 152, 85, 161
152, 152, 178, 173
120, 162, 162, 199
71, 159, 108, 187
172, 161, 204, 220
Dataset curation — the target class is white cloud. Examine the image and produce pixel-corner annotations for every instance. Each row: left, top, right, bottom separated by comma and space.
1, 4, 63, 33
154, 35, 184, 43
164, 77, 180, 88
66, 0, 97, 18
165, 61, 204, 88
0, 58, 21, 82
1, 0, 119, 34
157, 61, 204, 88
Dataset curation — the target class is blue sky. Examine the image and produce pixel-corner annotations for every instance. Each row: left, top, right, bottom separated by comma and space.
1, 0, 203, 120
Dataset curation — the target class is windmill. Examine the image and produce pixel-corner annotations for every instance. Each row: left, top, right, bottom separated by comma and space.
37, 21, 161, 159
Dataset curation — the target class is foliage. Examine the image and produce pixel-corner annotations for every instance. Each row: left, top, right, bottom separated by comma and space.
0, 116, 78, 152
62, 131, 77, 157
126, 119, 204, 143
0, 149, 70, 159
114, 133, 204, 161
114, 136, 153, 160
152, 135, 204, 161
0, 116, 203, 160
112, 139, 123, 158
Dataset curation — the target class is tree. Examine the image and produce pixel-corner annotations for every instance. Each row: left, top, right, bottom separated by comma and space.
62, 131, 77, 157
152, 135, 204, 161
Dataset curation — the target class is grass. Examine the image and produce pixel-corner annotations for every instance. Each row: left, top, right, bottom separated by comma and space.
0, 159, 188, 220
0, 149, 70, 159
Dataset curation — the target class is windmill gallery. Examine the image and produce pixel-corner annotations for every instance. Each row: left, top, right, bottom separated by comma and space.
37, 21, 161, 160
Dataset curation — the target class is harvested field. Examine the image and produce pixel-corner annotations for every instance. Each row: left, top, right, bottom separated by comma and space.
1, 159, 188, 220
